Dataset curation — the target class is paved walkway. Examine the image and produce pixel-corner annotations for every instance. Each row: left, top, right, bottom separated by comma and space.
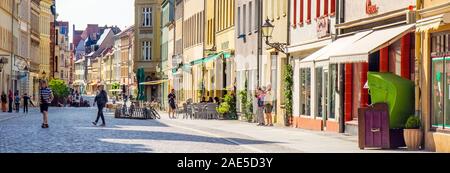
0, 107, 426, 153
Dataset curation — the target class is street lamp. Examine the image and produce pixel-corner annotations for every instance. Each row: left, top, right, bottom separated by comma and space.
261, 19, 287, 54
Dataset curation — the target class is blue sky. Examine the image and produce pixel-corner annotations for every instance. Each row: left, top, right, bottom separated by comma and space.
56, 0, 134, 42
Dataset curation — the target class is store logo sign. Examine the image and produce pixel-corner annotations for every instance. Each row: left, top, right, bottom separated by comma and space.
366, 0, 378, 15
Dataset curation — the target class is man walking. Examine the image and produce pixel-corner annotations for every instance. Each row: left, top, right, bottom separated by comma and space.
1, 92, 7, 112
8, 90, 13, 113
39, 80, 53, 128
22, 93, 32, 113
93, 84, 108, 127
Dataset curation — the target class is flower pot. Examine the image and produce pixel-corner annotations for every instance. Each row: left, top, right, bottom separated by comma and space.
403, 129, 423, 150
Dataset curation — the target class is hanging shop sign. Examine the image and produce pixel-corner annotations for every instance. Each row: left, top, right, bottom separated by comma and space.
366, 0, 378, 15
317, 16, 330, 39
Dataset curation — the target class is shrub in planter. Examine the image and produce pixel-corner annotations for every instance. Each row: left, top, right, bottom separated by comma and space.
403, 116, 423, 150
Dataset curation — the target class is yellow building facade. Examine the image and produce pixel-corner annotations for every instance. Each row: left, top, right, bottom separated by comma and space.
134, 0, 161, 101
416, 0, 450, 152
39, 0, 52, 79
213, 0, 235, 98
262, 0, 289, 125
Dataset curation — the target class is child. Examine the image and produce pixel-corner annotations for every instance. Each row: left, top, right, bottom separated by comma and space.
14, 94, 20, 113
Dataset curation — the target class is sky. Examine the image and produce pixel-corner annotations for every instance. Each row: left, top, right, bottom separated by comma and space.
56, 0, 135, 43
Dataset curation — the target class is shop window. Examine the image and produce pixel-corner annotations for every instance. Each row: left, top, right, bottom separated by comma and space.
299, 68, 311, 116
431, 32, 450, 129
329, 64, 337, 119
316, 67, 323, 118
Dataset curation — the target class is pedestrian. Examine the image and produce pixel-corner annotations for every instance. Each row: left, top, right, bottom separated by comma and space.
39, 80, 54, 128
22, 93, 32, 114
264, 85, 274, 126
1, 92, 7, 112
8, 90, 13, 113
255, 87, 266, 126
214, 97, 220, 104
168, 89, 176, 119
93, 84, 108, 126
14, 93, 20, 113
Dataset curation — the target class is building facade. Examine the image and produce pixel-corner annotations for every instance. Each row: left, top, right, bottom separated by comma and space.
182, 0, 204, 102
214, 0, 236, 98
134, 0, 162, 101
39, 0, 53, 80
30, 0, 41, 102
261, 0, 289, 125
416, 0, 450, 152
235, 0, 261, 116
161, 0, 175, 109
289, 0, 338, 131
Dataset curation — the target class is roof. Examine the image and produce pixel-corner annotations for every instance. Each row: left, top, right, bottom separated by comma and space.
97, 28, 111, 46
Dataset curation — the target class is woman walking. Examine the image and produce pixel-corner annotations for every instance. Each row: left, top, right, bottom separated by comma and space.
1, 92, 7, 112
255, 87, 266, 126
39, 80, 53, 128
264, 85, 274, 126
168, 89, 176, 119
22, 93, 32, 113
93, 84, 108, 127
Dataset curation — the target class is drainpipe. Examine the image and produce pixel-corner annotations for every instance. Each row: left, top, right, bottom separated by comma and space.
257, 0, 262, 88
337, 0, 345, 133
414, 0, 422, 119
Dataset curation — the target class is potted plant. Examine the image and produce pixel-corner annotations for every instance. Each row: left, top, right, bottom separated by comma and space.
403, 116, 423, 150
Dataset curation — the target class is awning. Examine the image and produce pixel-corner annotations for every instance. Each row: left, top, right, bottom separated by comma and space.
299, 31, 372, 68
416, 13, 450, 32
286, 38, 332, 54
139, 80, 168, 86
330, 24, 415, 64
190, 52, 223, 66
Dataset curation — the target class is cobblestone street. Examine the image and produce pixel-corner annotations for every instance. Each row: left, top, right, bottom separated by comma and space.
0, 107, 420, 153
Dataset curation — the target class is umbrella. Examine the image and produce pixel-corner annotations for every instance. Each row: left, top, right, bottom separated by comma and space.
137, 68, 146, 101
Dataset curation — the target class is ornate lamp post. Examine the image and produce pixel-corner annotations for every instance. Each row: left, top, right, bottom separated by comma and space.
261, 19, 287, 54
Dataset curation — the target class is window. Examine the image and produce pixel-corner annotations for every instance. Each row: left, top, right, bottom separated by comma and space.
300, 0, 304, 24
249, 2, 252, 34
307, 0, 311, 23
299, 68, 311, 116
255, 0, 259, 31
324, 0, 329, 16
237, 7, 241, 36
431, 32, 450, 130
142, 7, 152, 27
142, 41, 151, 61
329, 64, 337, 119
331, 0, 336, 15
293, 0, 297, 26
316, 67, 323, 118
243, 4, 247, 35
316, 0, 320, 18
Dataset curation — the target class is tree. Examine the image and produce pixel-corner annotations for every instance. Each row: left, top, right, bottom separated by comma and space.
238, 77, 253, 122
48, 79, 70, 106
